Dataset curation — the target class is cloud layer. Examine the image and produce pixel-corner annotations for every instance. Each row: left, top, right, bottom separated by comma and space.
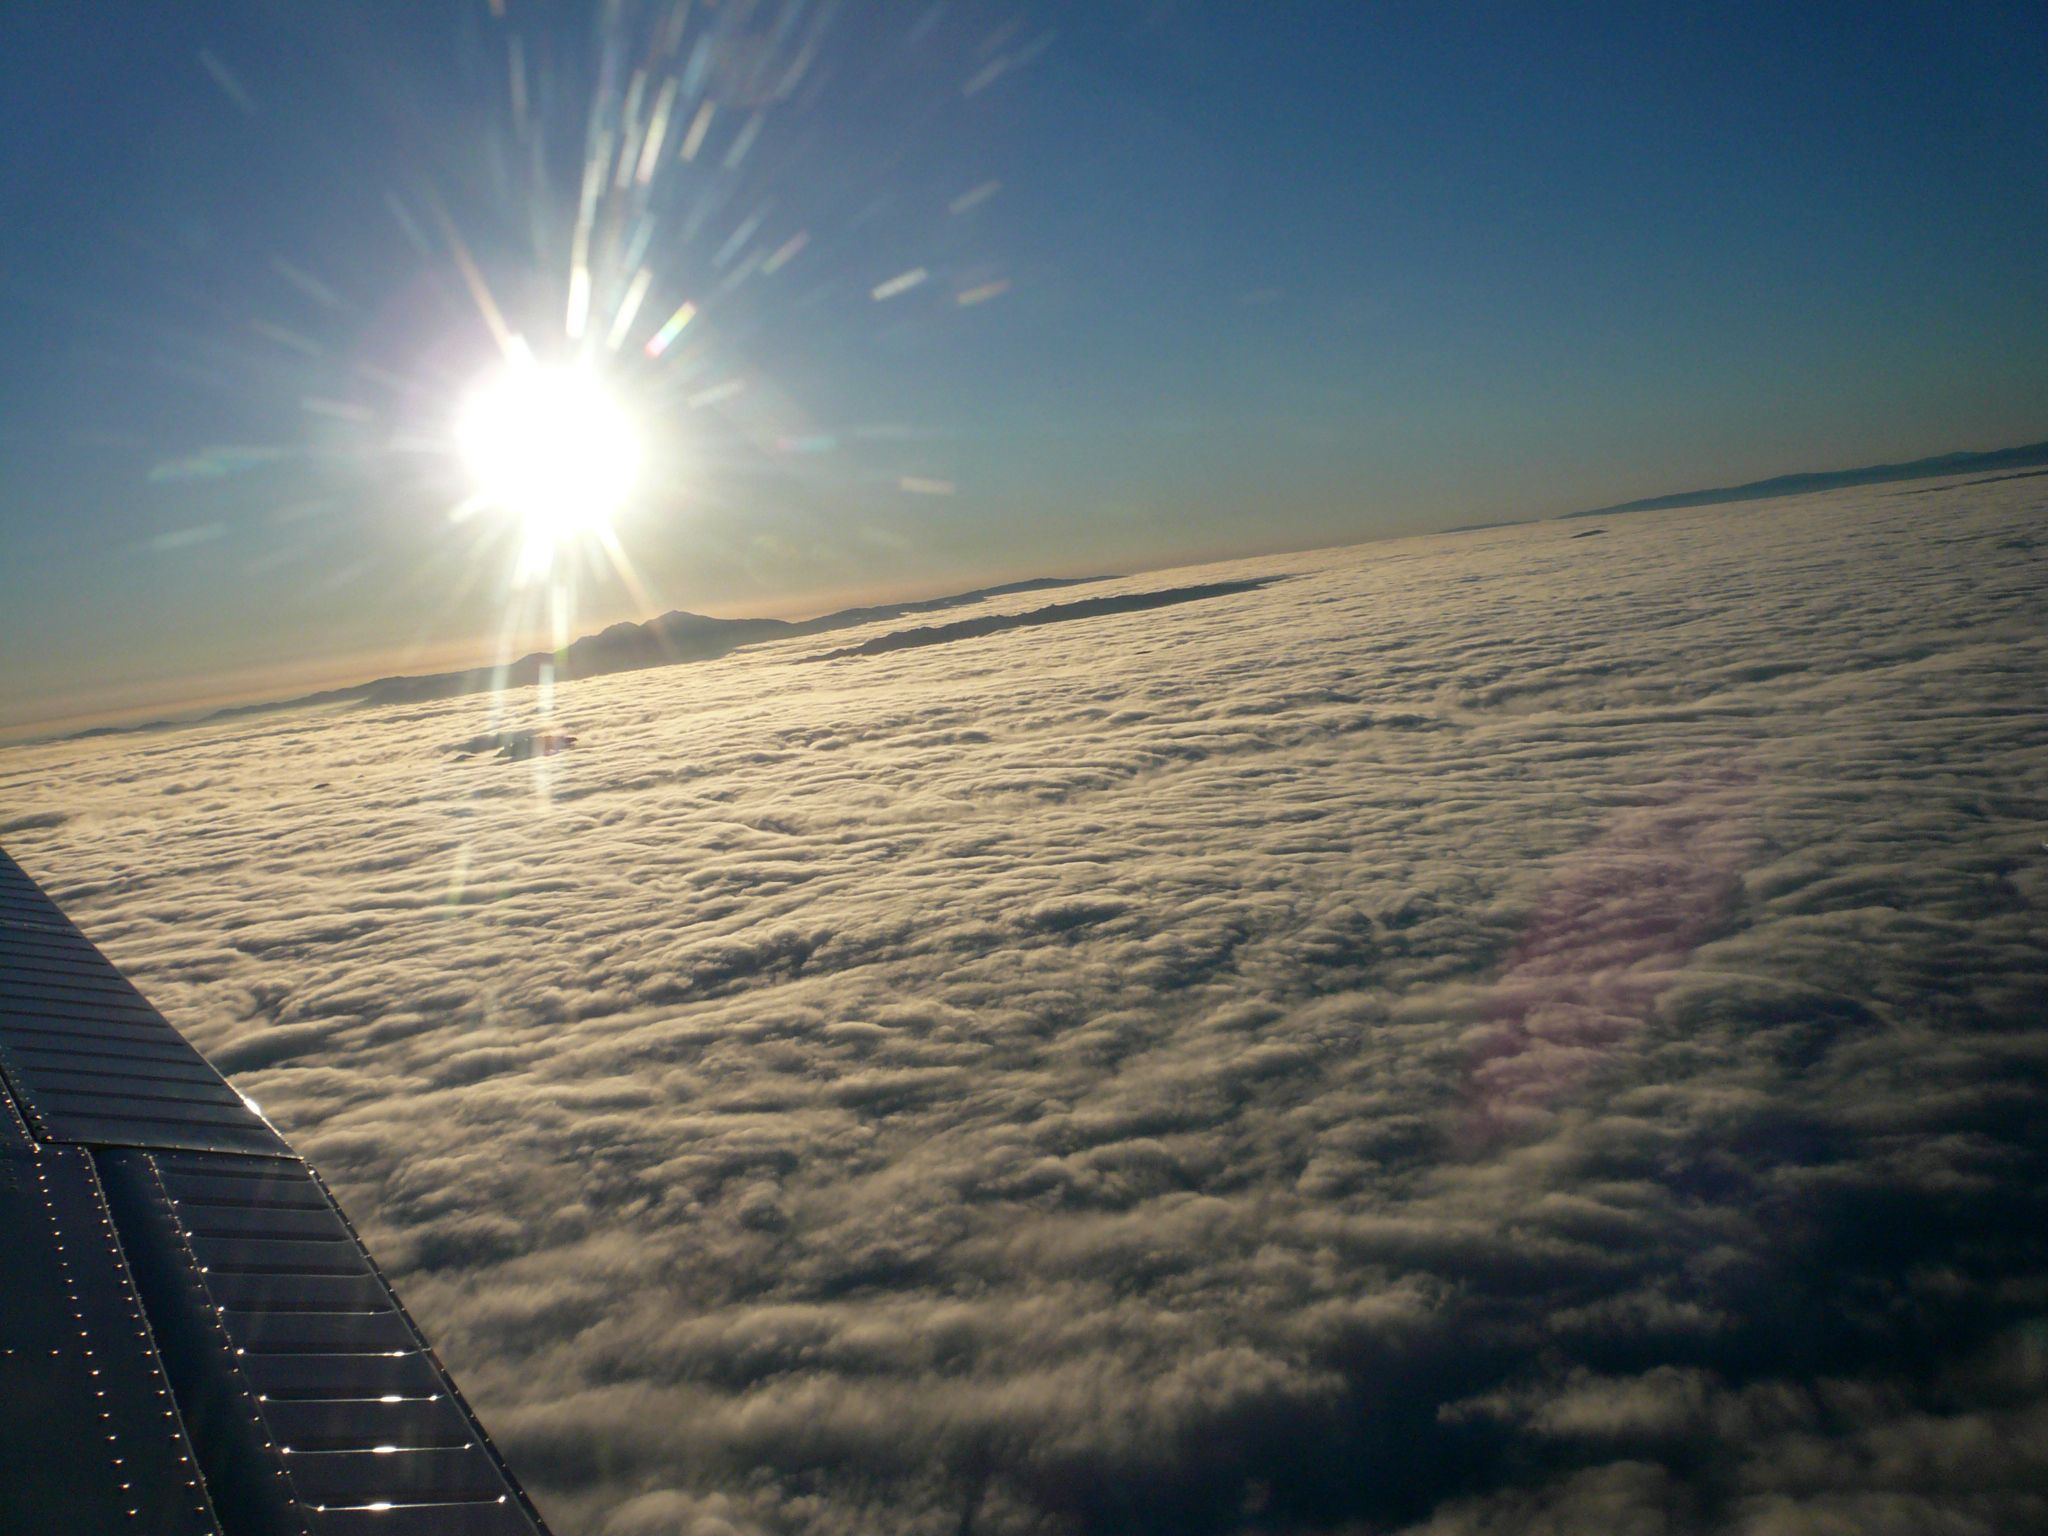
4, 478, 2045, 1534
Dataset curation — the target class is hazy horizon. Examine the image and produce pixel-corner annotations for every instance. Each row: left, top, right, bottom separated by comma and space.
10, 428, 2047, 742
7, 3, 2048, 732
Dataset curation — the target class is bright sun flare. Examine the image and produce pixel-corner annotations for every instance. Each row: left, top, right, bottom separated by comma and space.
457, 353, 640, 568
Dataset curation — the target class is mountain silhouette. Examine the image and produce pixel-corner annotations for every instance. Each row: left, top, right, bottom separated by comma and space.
1562, 438, 2048, 519
65, 577, 1111, 739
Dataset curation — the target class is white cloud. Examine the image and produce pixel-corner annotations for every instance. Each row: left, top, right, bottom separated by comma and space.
4, 475, 2045, 1533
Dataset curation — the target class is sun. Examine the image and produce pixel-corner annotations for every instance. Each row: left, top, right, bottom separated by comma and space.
456, 350, 640, 571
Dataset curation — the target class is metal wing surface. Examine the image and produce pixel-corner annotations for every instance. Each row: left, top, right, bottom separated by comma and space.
0, 846, 552, 1535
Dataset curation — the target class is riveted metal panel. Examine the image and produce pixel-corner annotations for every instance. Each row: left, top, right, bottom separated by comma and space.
189, 1233, 379, 1274
0, 923, 100, 953
176, 1200, 358, 1243
0, 1126, 222, 1534
241, 1350, 454, 1403
0, 955, 153, 989
39, 1113, 295, 1157
159, 1164, 337, 1207
5, 1022, 202, 1063
1, 991, 175, 1024
283, 1448, 519, 1505
7, 1047, 227, 1084
0, 854, 289, 1159
47, 1093, 277, 1129
100, 1148, 550, 1534
31, 1068, 251, 1104
225, 1309, 422, 1355
262, 1396, 480, 1451
4, 847, 551, 1533
0, 979, 164, 1013
203, 1270, 395, 1313
0, 958, 154, 994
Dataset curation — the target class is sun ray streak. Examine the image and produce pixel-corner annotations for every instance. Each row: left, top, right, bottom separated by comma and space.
606, 268, 654, 352
431, 209, 517, 356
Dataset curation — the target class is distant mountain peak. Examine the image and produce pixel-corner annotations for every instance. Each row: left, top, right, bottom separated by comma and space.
55, 575, 1116, 741
1563, 438, 2048, 520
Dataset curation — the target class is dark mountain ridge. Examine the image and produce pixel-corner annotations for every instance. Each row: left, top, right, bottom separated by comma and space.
1562, 438, 2048, 519
63, 576, 1108, 741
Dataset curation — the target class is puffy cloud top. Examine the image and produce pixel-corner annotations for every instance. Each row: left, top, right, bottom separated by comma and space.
5, 479, 2045, 1534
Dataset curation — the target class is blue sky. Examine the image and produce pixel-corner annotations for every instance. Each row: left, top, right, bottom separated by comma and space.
3, 1, 2045, 732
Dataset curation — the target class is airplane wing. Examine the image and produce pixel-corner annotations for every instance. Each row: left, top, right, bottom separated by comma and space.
0, 846, 552, 1535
